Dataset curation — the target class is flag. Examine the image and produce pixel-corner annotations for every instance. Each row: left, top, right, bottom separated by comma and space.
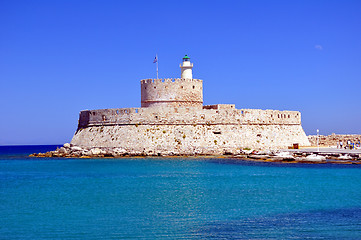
153, 55, 158, 63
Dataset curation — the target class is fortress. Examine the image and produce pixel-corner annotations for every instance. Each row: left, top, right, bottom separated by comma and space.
70, 55, 310, 155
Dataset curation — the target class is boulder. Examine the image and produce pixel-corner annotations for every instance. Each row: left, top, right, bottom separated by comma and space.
63, 143, 71, 148
71, 146, 83, 151
58, 147, 69, 154
113, 148, 127, 155
304, 154, 326, 162
90, 148, 102, 155
273, 151, 295, 161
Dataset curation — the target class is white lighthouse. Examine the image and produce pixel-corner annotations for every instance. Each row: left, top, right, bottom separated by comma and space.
180, 55, 193, 79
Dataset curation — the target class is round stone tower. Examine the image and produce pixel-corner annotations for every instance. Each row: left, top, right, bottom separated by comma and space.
141, 55, 203, 109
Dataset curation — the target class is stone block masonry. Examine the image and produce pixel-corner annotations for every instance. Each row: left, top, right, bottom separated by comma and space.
308, 134, 361, 147
71, 105, 310, 154
141, 78, 203, 108
77, 106, 302, 129
71, 122, 309, 155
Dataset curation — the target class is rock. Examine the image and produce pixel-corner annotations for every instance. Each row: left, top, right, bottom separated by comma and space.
58, 147, 68, 154
273, 151, 295, 161
82, 150, 90, 156
113, 148, 127, 155
44, 152, 53, 157
248, 154, 269, 159
71, 146, 83, 151
63, 143, 71, 148
90, 148, 102, 155
242, 149, 254, 155
257, 150, 272, 155
304, 154, 326, 162
338, 154, 352, 160
223, 149, 238, 155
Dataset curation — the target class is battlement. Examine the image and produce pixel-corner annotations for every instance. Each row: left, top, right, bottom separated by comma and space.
140, 78, 202, 84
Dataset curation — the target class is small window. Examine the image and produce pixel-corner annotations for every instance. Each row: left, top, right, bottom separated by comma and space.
155, 116, 158, 119
181, 86, 183, 89
116, 110, 119, 114
193, 86, 195, 89
154, 86, 156, 89
241, 110, 244, 114
135, 109, 138, 113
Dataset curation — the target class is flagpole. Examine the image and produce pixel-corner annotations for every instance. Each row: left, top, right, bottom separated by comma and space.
156, 54, 159, 79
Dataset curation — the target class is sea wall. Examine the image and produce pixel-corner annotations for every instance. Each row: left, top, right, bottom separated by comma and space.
72, 106, 310, 154
71, 124, 309, 154
308, 134, 361, 147
71, 125, 308, 155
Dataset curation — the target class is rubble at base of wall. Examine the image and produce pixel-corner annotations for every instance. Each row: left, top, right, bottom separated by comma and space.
30, 144, 244, 158
29, 143, 361, 164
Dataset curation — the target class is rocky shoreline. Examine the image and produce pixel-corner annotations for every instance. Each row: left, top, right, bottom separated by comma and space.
30, 143, 361, 164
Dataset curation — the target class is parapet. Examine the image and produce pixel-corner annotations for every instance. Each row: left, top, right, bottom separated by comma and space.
77, 107, 302, 129
140, 78, 202, 84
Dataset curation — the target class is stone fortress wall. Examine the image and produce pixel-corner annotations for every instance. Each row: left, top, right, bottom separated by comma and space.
308, 134, 361, 147
71, 55, 310, 155
78, 105, 301, 129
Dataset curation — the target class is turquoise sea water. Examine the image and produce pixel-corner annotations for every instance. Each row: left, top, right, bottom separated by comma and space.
1, 146, 361, 239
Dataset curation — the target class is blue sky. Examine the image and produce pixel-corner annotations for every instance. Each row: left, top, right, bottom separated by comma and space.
1, 0, 360, 145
